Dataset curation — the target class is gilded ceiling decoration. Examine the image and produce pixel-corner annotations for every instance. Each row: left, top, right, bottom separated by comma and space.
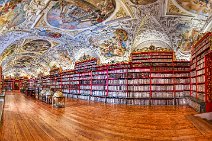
133, 45, 173, 52
130, 0, 158, 5
0, 0, 211, 77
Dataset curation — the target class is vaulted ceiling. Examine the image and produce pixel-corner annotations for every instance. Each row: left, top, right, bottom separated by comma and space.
0, 0, 211, 77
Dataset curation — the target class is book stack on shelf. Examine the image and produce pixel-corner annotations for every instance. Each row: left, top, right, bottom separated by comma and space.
27, 78, 36, 90
106, 63, 129, 104
69, 73, 80, 99
150, 52, 174, 105
18, 77, 29, 93
61, 70, 73, 97
89, 67, 107, 102
78, 71, 92, 100
189, 32, 212, 112
91, 69, 107, 97
173, 61, 190, 105
128, 67, 150, 105
130, 51, 152, 105
128, 49, 190, 105
41, 76, 50, 89
24, 78, 36, 97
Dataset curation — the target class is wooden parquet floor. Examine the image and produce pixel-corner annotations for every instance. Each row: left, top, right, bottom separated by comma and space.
0, 93, 212, 141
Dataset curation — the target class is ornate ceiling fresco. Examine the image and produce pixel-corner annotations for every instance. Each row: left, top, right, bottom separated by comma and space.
47, 0, 116, 30
0, 0, 211, 77
89, 28, 129, 59
22, 39, 52, 52
175, 0, 212, 16
0, 0, 31, 30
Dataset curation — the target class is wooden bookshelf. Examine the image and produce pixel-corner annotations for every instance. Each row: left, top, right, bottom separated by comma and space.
35, 49, 190, 106
189, 32, 212, 112
26, 36, 212, 112
3, 78, 14, 91
205, 52, 212, 112
173, 61, 190, 105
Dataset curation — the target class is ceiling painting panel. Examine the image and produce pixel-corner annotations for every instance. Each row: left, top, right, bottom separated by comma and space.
0, 0, 31, 30
89, 28, 129, 60
177, 27, 200, 52
166, 0, 193, 16
13, 55, 34, 68
175, 0, 212, 16
0, 43, 16, 64
48, 49, 73, 70
46, 0, 116, 30
22, 39, 52, 53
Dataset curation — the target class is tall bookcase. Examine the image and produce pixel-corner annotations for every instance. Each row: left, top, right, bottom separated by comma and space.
106, 63, 129, 104
205, 52, 212, 112
90, 65, 108, 102
173, 61, 190, 105
189, 32, 212, 112
130, 51, 190, 105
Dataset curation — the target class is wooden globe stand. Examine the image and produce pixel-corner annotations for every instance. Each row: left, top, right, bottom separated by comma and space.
52, 91, 65, 108
52, 96, 65, 108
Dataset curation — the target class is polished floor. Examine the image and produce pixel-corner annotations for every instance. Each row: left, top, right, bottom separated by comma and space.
0, 92, 212, 141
